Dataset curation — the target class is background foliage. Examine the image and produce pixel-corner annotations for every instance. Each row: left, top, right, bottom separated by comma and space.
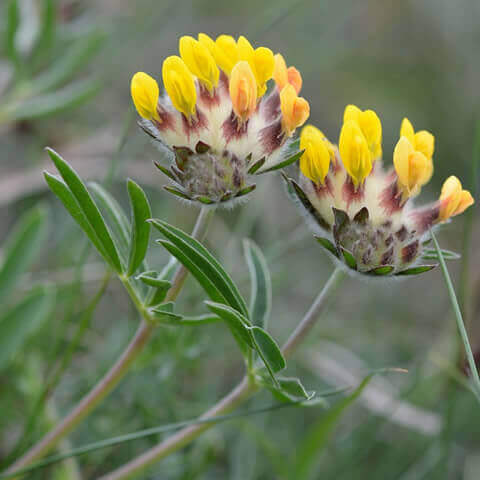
1, 0, 480, 478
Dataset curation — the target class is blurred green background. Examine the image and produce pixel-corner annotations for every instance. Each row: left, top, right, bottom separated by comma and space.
1, 0, 480, 478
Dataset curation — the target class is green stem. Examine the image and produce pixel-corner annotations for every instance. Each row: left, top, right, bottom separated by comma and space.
98, 267, 345, 480
431, 229, 480, 401
5, 207, 214, 477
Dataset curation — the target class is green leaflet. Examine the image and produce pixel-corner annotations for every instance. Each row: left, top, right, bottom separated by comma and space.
126, 180, 152, 276
244, 239, 272, 328
45, 148, 122, 272
151, 220, 249, 317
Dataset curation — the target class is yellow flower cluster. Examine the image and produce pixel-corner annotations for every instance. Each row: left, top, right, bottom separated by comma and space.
130, 33, 309, 133
299, 105, 474, 222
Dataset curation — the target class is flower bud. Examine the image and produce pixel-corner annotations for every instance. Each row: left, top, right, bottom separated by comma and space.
130, 72, 160, 121
393, 136, 430, 198
300, 125, 332, 184
179, 35, 219, 92
439, 176, 474, 221
344, 104, 382, 159
162, 56, 197, 118
280, 84, 310, 136
229, 61, 257, 122
339, 120, 372, 187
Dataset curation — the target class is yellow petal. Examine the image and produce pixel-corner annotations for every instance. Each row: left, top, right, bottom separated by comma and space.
439, 176, 474, 221
414, 130, 435, 160
237, 35, 255, 63
407, 150, 429, 194
162, 56, 197, 118
280, 84, 310, 136
229, 61, 257, 122
339, 120, 372, 187
358, 109, 382, 159
179, 35, 219, 91
251, 46, 274, 96
130, 72, 160, 121
400, 117, 415, 145
343, 104, 361, 124
287, 66, 302, 94
299, 125, 332, 184
273, 53, 288, 90
393, 136, 415, 189
214, 34, 239, 75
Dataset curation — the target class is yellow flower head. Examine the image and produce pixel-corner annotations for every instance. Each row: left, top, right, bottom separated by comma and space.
162, 55, 197, 118
300, 125, 333, 184
393, 136, 431, 198
179, 35, 219, 92
439, 176, 474, 222
339, 119, 372, 187
229, 61, 257, 122
130, 72, 160, 121
280, 84, 310, 136
344, 105, 382, 160
273, 53, 302, 94
400, 118, 435, 160
237, 36, 274, 97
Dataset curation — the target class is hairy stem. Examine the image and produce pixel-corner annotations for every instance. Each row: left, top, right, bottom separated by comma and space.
99, 267, 345, 480
6, 207, 214, 477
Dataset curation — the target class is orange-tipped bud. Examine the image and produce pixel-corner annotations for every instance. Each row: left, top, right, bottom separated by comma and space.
439, 176, 474, 222
229, 61, 257, 122
280, 84, 310, 136
287, 66, 302, 94
273, 53, 302, 94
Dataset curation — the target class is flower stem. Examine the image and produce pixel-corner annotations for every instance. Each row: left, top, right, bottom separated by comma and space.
98, 267, 345, 480
5, 207, 215, 477
431, 229, 480, 402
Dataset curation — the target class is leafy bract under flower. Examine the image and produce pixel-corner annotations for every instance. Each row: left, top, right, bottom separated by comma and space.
130, 33, 309, 206
285, 105, 474, 277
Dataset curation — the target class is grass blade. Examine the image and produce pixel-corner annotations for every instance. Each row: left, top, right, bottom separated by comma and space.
430, 229, 480, 401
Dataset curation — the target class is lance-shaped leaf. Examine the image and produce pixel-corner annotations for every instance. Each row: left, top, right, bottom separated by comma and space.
0, 286, 55, 370
340, 247, 357, 270
257, 149, 304, 174
282, 174, 330, 231
205, 301, 254, 355
261, 375, 314, 403
244, 239, 272, 328
89, 182, 130, 261
251, 326, 286, 375
151, 220, 249, 317
0, 206, 48, 304
314, 236, 339, 258
127, 180, 151, 276
396, 265, 436, 276
422, 248, 460, 261
149, 302, 183, 325
367, 265, 394, 276
45, 148, 122, 272
136, 271, 171, 306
